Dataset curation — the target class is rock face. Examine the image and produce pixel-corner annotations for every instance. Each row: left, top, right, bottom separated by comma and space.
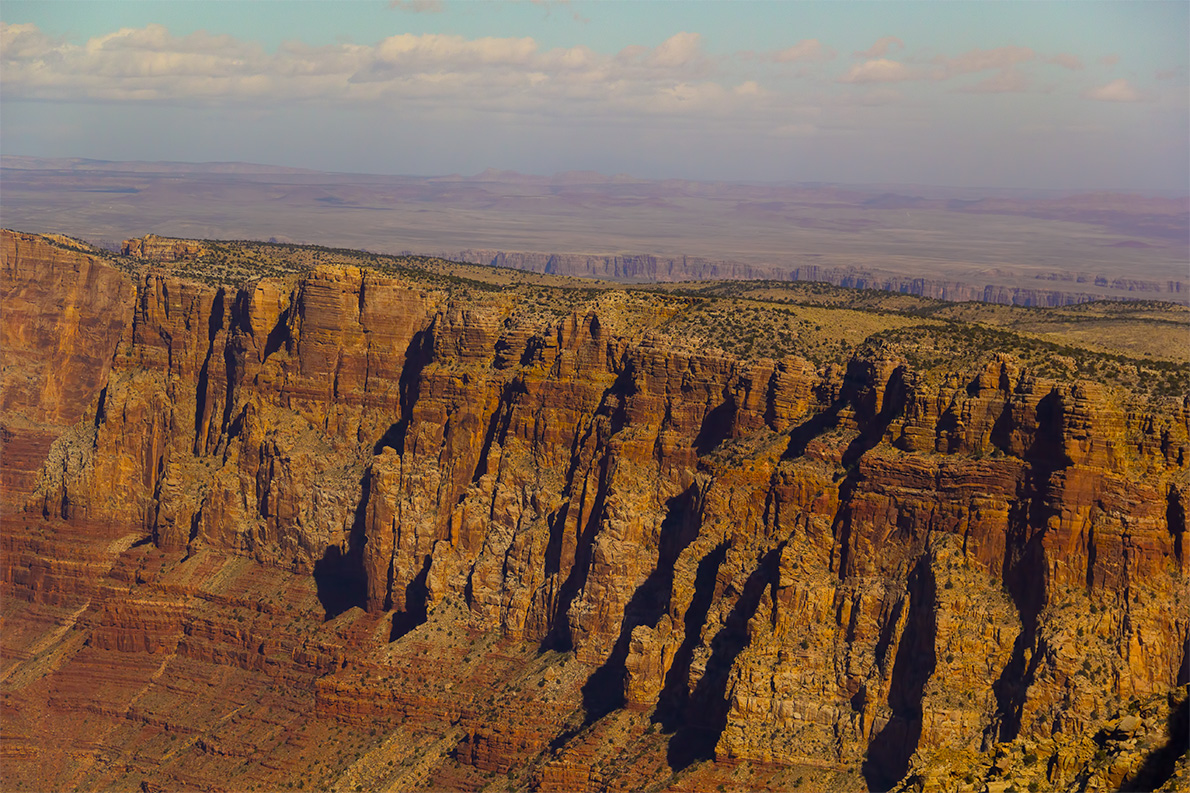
1, 231, 135, 510
3, 229, 1188, 792
120, 233, 208, 261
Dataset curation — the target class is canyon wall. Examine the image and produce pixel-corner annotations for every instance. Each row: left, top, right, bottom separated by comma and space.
440, 248, 1186, 306
3, 229, 1188, 791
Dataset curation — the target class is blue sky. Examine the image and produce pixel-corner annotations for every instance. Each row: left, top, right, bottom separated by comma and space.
1, 1, 1186, 190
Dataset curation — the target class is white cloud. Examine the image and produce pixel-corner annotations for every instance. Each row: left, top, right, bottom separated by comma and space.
1083, 78, 1141, 102
837, 59, 916, 84
0, 22, 739, 120
854, 36, 904, 60
772, 39, 836, 63
642, 32, 703, 68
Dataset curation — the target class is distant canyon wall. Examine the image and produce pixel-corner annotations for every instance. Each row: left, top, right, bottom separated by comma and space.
439, 249, 1187, 306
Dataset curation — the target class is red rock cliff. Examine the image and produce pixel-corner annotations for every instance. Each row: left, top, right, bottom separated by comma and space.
3, 229, 1187, 792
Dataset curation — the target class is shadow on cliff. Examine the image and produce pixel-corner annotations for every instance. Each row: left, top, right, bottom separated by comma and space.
542, 366, 635, 654
578, 486, 701, 722
1120, 693, 1189, 792
313, 470, 370, 621
313, 545, 367, 622
987, 390, 1070, 745
862, 555, 938, 791
373, 327, 433, 455
663, 545, 781, 771
782, 358, 906, 464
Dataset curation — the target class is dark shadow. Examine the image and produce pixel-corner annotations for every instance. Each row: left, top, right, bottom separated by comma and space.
219, 339, 241, 438
389, 555, 431, 641
261, 304, 291, 361
541, 451, 610, 654
933, 408, 960, 454
579, 487, 701, 721
985, 391, 1069, 745
830, 467, 864, 580
1120, 695, 1189, 792
314, 545, 367, 621
665, 546, 781, 771
374, 327, 433, 455
783, 401, 842, 459
862, 555, 938, 791
542, 503, 571, 578
694, 400, 736, 456
471, 378, 526, 484
372, 423, 403, 455
990, 401, 1016, 454
541, 367, 636, 652
1168, 485, 1185, 568
192, 288, 225, 454
315, 470, 371, 621
130, 535, 154, 548
841, 366, 906, 469
656, 542, 729, 728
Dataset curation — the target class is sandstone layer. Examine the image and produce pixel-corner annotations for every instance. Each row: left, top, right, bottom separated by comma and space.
2, 229, 1188, 792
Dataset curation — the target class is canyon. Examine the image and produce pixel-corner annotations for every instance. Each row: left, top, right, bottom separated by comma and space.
1, 229, 1188, 792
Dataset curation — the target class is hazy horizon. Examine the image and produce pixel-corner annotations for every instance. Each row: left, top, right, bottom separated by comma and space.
5, 154, 1190, 199
2, 1, 1188, 192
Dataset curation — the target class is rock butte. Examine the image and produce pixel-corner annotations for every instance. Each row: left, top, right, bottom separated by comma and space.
1, 229, 1187, 792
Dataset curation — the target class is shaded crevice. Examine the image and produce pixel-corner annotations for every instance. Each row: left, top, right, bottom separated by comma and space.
261, 305, 291, 361
831, 467, 865, 579
990, 400, 1016, 454
987, 501, 1049, 745
542, 370, 635, 651
542, 503, 571, 578
389, 554, 432, 640
219, 342, 242, 440
656, 541, 730, 728
841, 365, 907, 469
1167, 485, 1185, 566
315, 470, 371, 621
579, 486, 701, 721
862, 554, 938, 791
783, 400, 843, 459
541, 450, 612, 653
192, 288, 225, 455
982, 390, 1071, 743
1120, 693, 1189, 792
471, 378, 526, 484
314, 545, 366, 622
694, 399, 736, 456
666, 545, 780, 771
374, 327, 433, 455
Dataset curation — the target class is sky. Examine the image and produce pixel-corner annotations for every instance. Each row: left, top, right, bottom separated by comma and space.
1, 1, 1187, 191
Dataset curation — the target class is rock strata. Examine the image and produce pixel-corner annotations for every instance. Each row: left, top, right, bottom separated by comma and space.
2, 229, 1187, 791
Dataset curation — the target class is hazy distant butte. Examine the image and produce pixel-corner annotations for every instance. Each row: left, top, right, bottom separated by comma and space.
1, 156, 1185, 305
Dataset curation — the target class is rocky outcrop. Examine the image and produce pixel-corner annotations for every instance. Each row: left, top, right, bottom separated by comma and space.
120, 234, 208, 261
3, 229, 1188, 791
